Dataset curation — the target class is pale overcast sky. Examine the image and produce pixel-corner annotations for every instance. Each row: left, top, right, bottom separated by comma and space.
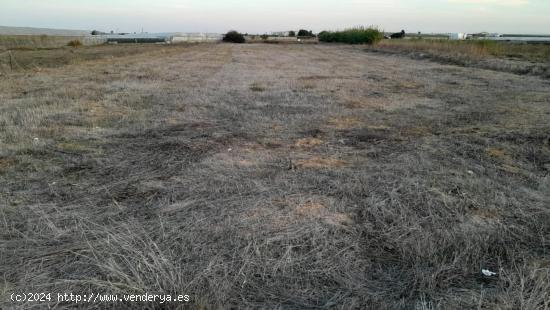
1, 0, 549, 34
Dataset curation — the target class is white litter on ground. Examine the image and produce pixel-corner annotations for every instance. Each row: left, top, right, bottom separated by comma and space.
482, 269, 497, 277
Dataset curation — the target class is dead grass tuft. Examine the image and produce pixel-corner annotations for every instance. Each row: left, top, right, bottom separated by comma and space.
486, 147, 507, 159
294, 137, 323, 148
294, 156, 347, 169
499, 164, 522, 174
328, 117, 362, 129
296, 200, 353, 227
468, 208, 500, 221
0, 157, 16, 171
344, 98, 388, 109
56, 142, 99, 154
245, 197, 353, 229
250, 82, 266, 92
67, 40, 82, 48
81, 100, 130, 125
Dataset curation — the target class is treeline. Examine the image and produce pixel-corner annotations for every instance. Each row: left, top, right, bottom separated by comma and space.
318, 27, 383, 45
222, 26, 384, 45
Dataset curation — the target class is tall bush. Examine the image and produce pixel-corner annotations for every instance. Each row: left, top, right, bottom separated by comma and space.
297, 29, 314, 37
318, 27, 383, 45
67, 40, 82, 47
223, 31, 246, 43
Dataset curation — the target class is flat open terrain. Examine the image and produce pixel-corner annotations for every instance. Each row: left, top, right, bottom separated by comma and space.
1, 43, 549, 309
368, 40, 550, 79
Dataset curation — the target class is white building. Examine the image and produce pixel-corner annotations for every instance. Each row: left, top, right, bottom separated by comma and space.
449, 33, 467, 40
170, 33, 223, 43
271, 31, 290, 37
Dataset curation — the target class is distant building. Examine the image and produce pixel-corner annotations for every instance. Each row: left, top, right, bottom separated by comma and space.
449, 33, 467, 40
271, 31, 290, 37
171, 33, 223, 43
467, 32, 502, 39
92, 32, 223, 44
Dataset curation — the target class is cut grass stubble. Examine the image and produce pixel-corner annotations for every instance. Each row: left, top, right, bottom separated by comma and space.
1, 43, 549, 309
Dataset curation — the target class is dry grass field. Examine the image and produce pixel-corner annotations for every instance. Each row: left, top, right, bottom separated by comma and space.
369, 40, 550, 79
0, 44, 188, 72
0, 35, 103, 50
1, 43, 550, 309
376, 39, 550, 61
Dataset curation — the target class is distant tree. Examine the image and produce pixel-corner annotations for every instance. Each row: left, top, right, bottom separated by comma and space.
288, 30, 296, 37
260, 34, 269, 40
318, 27, 383, 45
223, 31, 246, 43
318, 31, 334, 42
297, 29, 310, 37
390, 30, 406, 39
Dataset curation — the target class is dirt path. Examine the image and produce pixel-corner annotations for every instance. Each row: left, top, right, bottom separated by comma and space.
2, 43, 549, 309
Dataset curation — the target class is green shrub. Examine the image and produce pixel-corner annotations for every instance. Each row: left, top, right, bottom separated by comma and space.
260, 34, 269, 40
223, 31, 245, 44
297, 29, 314, 37
67, 40, 82, 48
318, 31, 334, 42
288, 31, 296, 37
318, 27, 383, 45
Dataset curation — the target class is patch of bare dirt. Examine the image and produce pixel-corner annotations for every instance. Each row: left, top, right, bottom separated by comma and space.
294, 138, 323, 148
0, 157, 16, 171
294, 156, 347, 169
